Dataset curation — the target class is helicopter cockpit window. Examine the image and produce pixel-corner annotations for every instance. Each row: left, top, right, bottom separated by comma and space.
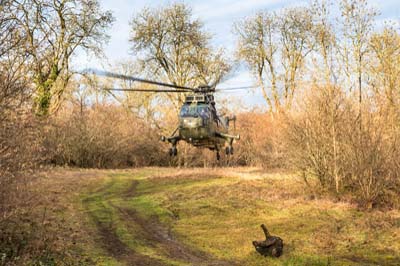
180, 105, 189, 116
180, 105, 197, 117
198, 106, 210, 118
180, 105, 210, 118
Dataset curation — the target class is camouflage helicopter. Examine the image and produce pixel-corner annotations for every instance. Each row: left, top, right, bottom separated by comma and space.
85, 70, 250, 160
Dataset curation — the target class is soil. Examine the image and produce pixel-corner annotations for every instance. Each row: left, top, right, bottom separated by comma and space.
94, 215, 165, 266
87, 178, 234, 266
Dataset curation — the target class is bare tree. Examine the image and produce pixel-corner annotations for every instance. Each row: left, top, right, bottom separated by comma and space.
234, 7, 314, 114
339, 0, 377, 116
0, 1, 21, 58
309, 0, 343, 193
234, 11, 280, 113
7, 0, 113, 115
130, 3, 230, 111
370, 27, 400, 107
279, 7, 314, 109
0, 1, 32, 117
310, 0, 337, 84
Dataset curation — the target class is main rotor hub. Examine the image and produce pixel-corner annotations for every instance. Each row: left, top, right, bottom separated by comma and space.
184, 92, 215, 104
195, 85, 214, 93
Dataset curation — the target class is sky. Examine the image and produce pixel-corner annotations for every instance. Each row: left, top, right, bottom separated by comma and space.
74, 0, 400, 109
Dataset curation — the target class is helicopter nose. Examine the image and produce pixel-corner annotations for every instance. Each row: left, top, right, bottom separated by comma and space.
181, 117, 202, 128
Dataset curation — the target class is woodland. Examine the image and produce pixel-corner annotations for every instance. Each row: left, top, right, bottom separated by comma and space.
1, 0, 400, 265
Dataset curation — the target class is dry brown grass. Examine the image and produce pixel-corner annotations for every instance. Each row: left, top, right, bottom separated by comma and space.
0, 168, 112, 265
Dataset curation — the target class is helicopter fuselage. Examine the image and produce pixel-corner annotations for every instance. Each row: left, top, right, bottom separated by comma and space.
161, 93, 239, 159
179, 108, 226, 150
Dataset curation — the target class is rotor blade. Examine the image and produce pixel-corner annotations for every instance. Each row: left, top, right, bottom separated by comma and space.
209, 64, 242, 89
215, 85, 258, 91
102, 88, 191, 93
82, 69, 195, 91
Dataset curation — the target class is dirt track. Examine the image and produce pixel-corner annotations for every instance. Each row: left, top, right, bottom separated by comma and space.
84, 178, 234, 266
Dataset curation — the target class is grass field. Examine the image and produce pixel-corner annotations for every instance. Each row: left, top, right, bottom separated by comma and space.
30, 168, 400, 266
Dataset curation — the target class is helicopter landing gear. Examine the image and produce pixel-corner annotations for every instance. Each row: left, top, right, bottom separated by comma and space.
169, 146, 178, 157
225, 146, 234, 155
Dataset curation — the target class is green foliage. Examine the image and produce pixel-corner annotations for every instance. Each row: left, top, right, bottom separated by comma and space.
35, 84, 52, 116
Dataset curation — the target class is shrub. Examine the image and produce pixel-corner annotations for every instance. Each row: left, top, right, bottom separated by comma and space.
286, 85, 400, 208
232, 113, 286, 168
43, 104, 168, 168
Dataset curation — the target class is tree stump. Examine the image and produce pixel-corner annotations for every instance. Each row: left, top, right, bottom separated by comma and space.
252, 224, 283, 257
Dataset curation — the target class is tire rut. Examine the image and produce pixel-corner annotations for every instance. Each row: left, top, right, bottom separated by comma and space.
85, 178, 236, 266
94, 218, 165, 266
114, 205, 228, 265
83, 180, 165, 266
119, 179, 235, 266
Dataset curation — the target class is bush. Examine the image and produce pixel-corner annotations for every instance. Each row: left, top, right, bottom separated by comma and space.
232, 113, 286, 168
286, 85, 400, 208
43, 104, 168, 168
0, 92, 49, 265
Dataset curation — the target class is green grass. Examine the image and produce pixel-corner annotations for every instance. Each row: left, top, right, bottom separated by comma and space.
77, 168, 400, 266
81, 170, 188, 266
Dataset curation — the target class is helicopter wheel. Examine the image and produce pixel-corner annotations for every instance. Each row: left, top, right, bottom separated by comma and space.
169, 147, 178, 157
225, 146, 234, 155
169, 147, 178, 156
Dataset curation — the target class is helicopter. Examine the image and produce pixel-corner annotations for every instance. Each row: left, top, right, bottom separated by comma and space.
84, 70, 251, 160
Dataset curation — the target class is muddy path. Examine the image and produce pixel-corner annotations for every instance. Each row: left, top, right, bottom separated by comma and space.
82, 179, 165, 265
83, 177, 235, 266
93, 214, 165, 266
